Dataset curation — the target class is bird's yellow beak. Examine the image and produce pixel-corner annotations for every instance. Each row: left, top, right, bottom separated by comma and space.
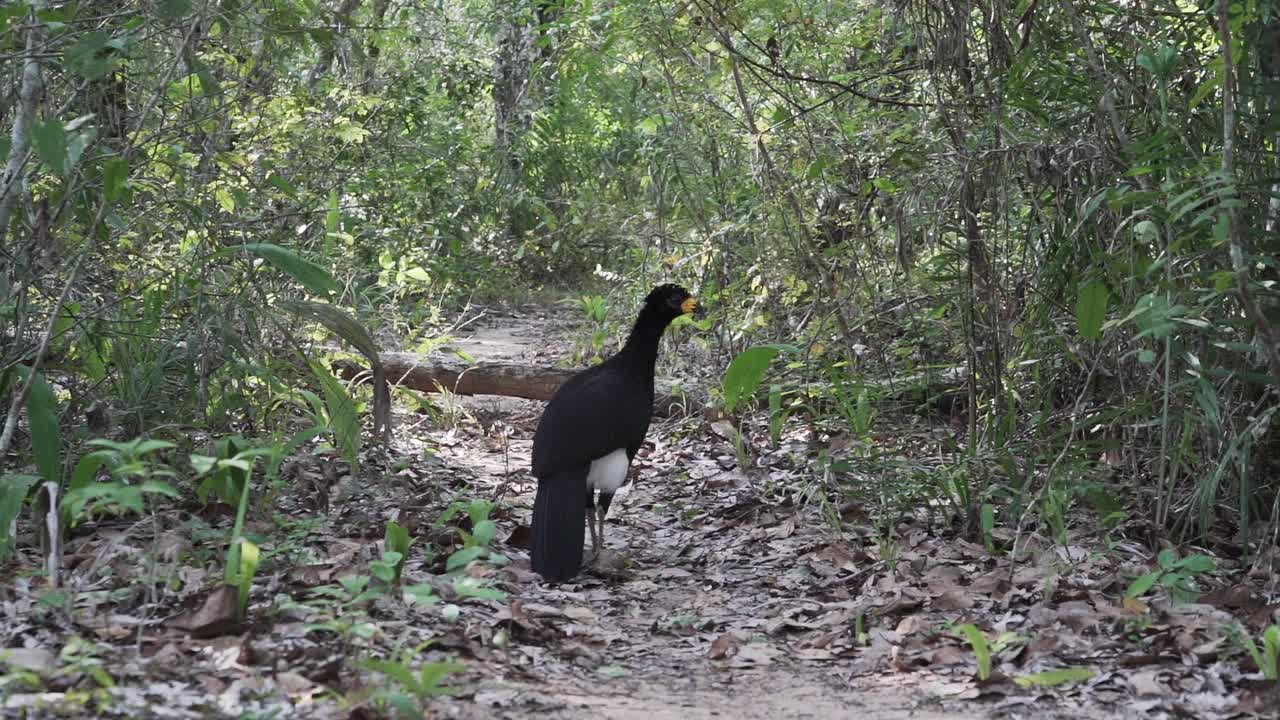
681, 297, 699, 315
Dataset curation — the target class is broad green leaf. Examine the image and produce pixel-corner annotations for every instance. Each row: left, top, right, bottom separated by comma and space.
219, 243, 338, 297
980, 503, 995, 550
1263, 626, 1279, 679
109, 438, 175, 456
1125, 571, 1160, 598
236, 539, 260, 617
722, 344, 799, 413
362, 659, 418, 689
871, 177, 900, 193
31, 119, 67, 175
445, 545, 486, 571
402, 583, 439, 606
1, 474, 42, 562
332, 119, 369, 144
214, 187, 235, 213
417, 660, 464, 692
189, 454, 217, 476
65, 31, 114, 81
65, 126, 95, 173
279, 301, 380, 365
339, 575, 370, 595
194, 64, 222, 96
1189, 69, 1221, 109
1014, 668, 1095, 687
137, 480, 180, 499
311, 363, 360, 466
955, 623, 992, 680
386, 693, 417, 715
451, 576, 505, 600
1128, 294, 1180, 340
18, 368, 61, 484
1076, 281, 1108, 341
266, 173, 297, 196
1194, 378, 1221, 430
471, 519, 497, 547
370, 555, 399, 584
101, 157, 128, 202
1174, 554, 1215, 573
385, 521, 411, 556
70, 451, 112, 492
73, 332, 106, 381
1133, 219, 1160, 244
1208, 270, 1234, 292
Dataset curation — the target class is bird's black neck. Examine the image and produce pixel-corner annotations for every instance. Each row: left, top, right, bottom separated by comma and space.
611, 305, 669, 389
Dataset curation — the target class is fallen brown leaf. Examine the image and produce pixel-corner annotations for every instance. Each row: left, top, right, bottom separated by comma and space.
166, 585, 240, 639
707, 632, 743, 659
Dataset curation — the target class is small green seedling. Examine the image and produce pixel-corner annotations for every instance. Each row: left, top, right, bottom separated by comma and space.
956, 624, 993, 680
438, 499, 505, 571
288, 575, 387, 642
1014, 668, 1095, 688
63, 438, 181, 523
1234, 624, 1279, 681
1125, 549, 1216, 604
363, 645, 463, 718
955, 624, 1024, 681
853, 612, 869, 646
371, 521, 413, 586
190, 435, 269, 505
979, 503, 995, 553
199, 439, 271, 621
434, 499, 507, 601
232, 540, 260, 620
574, 295, 611, 361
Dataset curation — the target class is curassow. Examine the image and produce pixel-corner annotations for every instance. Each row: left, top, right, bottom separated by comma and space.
530, 284, 699, 582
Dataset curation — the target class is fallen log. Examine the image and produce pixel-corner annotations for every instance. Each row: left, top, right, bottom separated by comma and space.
331, 352, 702, 416
332, 352, 968, 419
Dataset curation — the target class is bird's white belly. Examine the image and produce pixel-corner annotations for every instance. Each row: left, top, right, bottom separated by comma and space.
586, 448, 629, 492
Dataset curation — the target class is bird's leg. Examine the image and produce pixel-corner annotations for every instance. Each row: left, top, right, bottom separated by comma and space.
585, 504, 599, 564
596, 510, 607, 557
596, 492, 615, 559
591, 518, 603, 561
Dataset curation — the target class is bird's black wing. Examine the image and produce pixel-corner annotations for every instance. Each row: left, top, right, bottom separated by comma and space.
531, 365, 653, 478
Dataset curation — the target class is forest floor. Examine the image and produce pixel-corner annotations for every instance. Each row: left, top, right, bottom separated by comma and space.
2, 304, 1278, 719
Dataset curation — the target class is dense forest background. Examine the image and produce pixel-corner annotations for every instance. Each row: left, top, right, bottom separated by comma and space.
2, 0, 1280, 716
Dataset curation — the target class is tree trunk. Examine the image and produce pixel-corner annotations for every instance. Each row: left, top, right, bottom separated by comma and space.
360, 0, 394, 87
492, 0, 538, 242
1263, 13, 1280, 235
308, 0, 366, 91
331, 352, 702, 416
0, 4, 46, 252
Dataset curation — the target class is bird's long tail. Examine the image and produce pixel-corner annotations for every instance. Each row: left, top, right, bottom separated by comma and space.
531, 468, 586, 582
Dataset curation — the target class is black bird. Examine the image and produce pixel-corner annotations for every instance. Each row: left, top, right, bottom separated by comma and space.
530, 284, 699, 582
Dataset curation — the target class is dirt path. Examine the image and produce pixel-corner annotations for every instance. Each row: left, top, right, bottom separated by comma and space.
7, 305, 1255, 720
421, 306, 1276, 720
434, 417, 993, 720
424, 309, 1101, 720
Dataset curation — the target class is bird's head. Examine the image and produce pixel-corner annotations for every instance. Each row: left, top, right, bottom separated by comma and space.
645, 283, 700, 321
